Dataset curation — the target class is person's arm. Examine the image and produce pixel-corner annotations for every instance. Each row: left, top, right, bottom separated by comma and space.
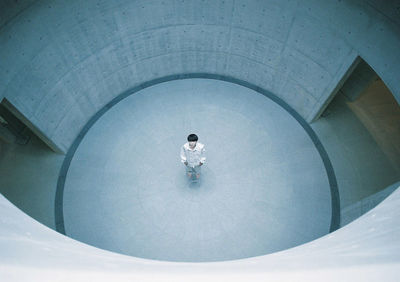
199, 146, 206, 165
180, 146, 188, 165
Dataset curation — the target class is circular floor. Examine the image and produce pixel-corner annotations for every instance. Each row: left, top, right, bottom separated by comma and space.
63, 79, 332, 262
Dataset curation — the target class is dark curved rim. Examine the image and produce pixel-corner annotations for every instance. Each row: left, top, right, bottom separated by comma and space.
55, 73, 340, 235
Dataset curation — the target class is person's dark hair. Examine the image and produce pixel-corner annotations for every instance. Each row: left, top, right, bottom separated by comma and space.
187, 134, 198, 142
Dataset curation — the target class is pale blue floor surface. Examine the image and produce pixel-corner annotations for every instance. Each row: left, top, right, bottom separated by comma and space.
63, 79, 331, 262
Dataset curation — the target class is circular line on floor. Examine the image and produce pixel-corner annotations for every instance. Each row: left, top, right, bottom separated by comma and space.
55, 73, 339, 240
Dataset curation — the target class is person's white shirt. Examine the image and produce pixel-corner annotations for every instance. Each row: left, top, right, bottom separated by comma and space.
180, 142, 206, 168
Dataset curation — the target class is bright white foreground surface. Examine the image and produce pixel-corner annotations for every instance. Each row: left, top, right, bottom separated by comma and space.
63, 79, 331, 261
1, 185, 399, 281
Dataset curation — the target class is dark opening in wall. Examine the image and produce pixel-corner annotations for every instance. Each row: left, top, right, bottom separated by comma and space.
322, 58, 400, 173
0, 98, 64, 154
0, 98, 64, 229
0, 99, 31, 145
345, 77, 400, 173
316, 58, 400, 226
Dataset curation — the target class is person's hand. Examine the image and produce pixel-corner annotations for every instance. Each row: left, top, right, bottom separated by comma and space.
184, 161, 188, 166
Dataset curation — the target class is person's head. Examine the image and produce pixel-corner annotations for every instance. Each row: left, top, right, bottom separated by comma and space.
187, 134, 198, 149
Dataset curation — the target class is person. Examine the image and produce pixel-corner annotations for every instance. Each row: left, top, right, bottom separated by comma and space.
180, 134, 206, 180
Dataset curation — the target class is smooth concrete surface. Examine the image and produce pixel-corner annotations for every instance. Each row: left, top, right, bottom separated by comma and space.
341, 181, 400, 226
1, 0, 400, 152
1, 186, 399, 281
0, 0, 400, 280
62, 79, 331, 261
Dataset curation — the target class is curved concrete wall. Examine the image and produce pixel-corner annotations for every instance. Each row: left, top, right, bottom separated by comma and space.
1, 186, 399, 281
1, 0, 400, 280
1, 0, 399, 152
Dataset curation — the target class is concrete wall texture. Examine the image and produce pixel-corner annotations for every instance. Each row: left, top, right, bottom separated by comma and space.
1, 0, 399, 152
1, 0, 400, 280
